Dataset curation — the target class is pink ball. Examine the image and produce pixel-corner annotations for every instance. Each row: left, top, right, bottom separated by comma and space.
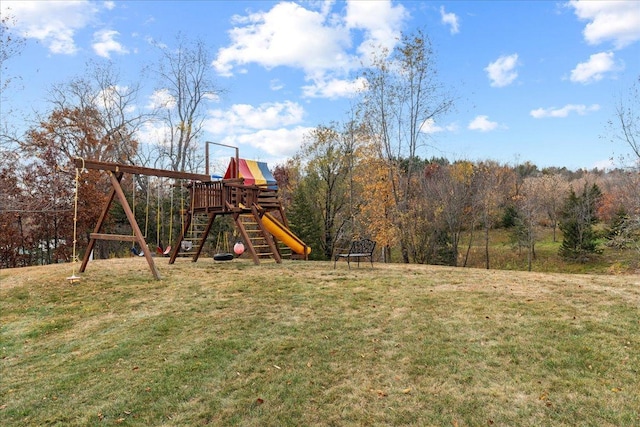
233, 242, 245, 255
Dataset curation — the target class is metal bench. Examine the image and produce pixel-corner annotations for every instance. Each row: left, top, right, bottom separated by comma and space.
334, 239, 376, 269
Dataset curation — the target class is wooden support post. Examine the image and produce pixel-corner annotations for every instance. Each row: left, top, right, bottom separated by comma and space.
233, 210, 260, 265
109, 172, 161, 280
80, 172, 122, 273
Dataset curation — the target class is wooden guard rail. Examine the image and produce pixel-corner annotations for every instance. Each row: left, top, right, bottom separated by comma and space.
190, 179, 268, 212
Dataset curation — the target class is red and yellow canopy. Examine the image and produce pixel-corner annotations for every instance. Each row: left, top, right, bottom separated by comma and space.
224, 158, 277, 188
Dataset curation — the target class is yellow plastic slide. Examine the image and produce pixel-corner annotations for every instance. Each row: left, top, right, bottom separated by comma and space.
262, 212, 311, 255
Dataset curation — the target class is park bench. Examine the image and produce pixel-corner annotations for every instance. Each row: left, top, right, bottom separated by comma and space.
333, 239, 376, 269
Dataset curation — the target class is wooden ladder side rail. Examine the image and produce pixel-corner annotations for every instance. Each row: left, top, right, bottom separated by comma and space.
190, 212, 219, 263
251, 204, 282, 264
168, 209, 191, 265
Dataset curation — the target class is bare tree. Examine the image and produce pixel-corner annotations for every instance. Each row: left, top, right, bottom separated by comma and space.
533, 173, 568, 242
358, 29, 454, 262
610, 75, 640, 163
152, 34, 222, 172
0, 10, 25, 161
473, 161, 514, 269
43, 61, 148, 164
0, 10, 25, 95
419, 161, 474, 266
515, 177, 548, 271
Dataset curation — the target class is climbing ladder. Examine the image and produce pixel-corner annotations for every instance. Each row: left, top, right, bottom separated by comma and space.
177, 211, 211, 257
238, 214, 277, 261
231, 204, 282, 265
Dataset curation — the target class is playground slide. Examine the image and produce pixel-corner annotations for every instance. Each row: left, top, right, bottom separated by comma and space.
262, 212, 311, 255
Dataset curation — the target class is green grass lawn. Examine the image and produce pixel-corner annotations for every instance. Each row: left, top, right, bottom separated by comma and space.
1, 258, 639, 426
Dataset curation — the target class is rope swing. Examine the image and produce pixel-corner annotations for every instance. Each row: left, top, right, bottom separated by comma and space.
130, 175, 146, 257
67, 159, 83, 284
163, 183, 173, 256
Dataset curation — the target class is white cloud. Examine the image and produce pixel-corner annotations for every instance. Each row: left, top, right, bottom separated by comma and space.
569, 51, 618, 84
213, 2, 352, 76
205, 101, 305, 135
485, 53, 519, 87
147, 89, 176, 110
530, 104, 600, 118
136, 120, 172, 147
92, 29, 129, 58
203, 92, 221, 103
568, 0, 640, 49
212, 0, 407, 100
421, 118, 458, 134
95, 85, 130, 110
217, 127, 312, 157
468, 115, 499, 132
270, 79, 284, 91
440, 6, 460, 34
301, 76, 367, 99
593, 158, 616, 170
204, 101, 309, 157
1, 0, 99, 54
344, 0, 407, 61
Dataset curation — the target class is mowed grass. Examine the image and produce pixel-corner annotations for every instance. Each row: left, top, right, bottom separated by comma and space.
1, 258, 639, 426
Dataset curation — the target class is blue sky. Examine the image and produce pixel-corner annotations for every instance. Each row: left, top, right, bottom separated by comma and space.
2, 0, 639, 172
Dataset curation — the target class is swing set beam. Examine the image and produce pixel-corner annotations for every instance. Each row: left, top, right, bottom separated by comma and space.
74, 159, 211, 181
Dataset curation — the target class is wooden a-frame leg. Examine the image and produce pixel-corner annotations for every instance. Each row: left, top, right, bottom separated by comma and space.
233, 211, 260, 265
109, 172, 161, 280
251, 205, 281, 264
80, 172, 122, 273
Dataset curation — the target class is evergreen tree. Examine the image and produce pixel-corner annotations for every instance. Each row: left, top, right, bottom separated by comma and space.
606, 207, 634, 249
559, 183, 602, 262
288, 175, 325, 260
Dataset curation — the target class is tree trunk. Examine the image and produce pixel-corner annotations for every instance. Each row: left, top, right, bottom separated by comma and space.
484, 223, 490, 270
463, 225, 474, 267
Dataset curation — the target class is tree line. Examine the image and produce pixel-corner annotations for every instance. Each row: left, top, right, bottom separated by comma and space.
1, 21, 638, 270
279, 128, 639, 270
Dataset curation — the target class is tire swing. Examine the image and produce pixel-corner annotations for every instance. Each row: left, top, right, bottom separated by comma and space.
213, 227, 234, 261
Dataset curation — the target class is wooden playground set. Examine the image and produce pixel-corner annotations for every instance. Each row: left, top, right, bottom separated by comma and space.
70, 150, 310, 281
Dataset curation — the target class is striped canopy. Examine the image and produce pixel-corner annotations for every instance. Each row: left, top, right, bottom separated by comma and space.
224, 158, 277, 188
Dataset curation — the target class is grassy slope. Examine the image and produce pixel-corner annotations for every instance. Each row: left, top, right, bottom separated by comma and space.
1, 258, 639, 426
